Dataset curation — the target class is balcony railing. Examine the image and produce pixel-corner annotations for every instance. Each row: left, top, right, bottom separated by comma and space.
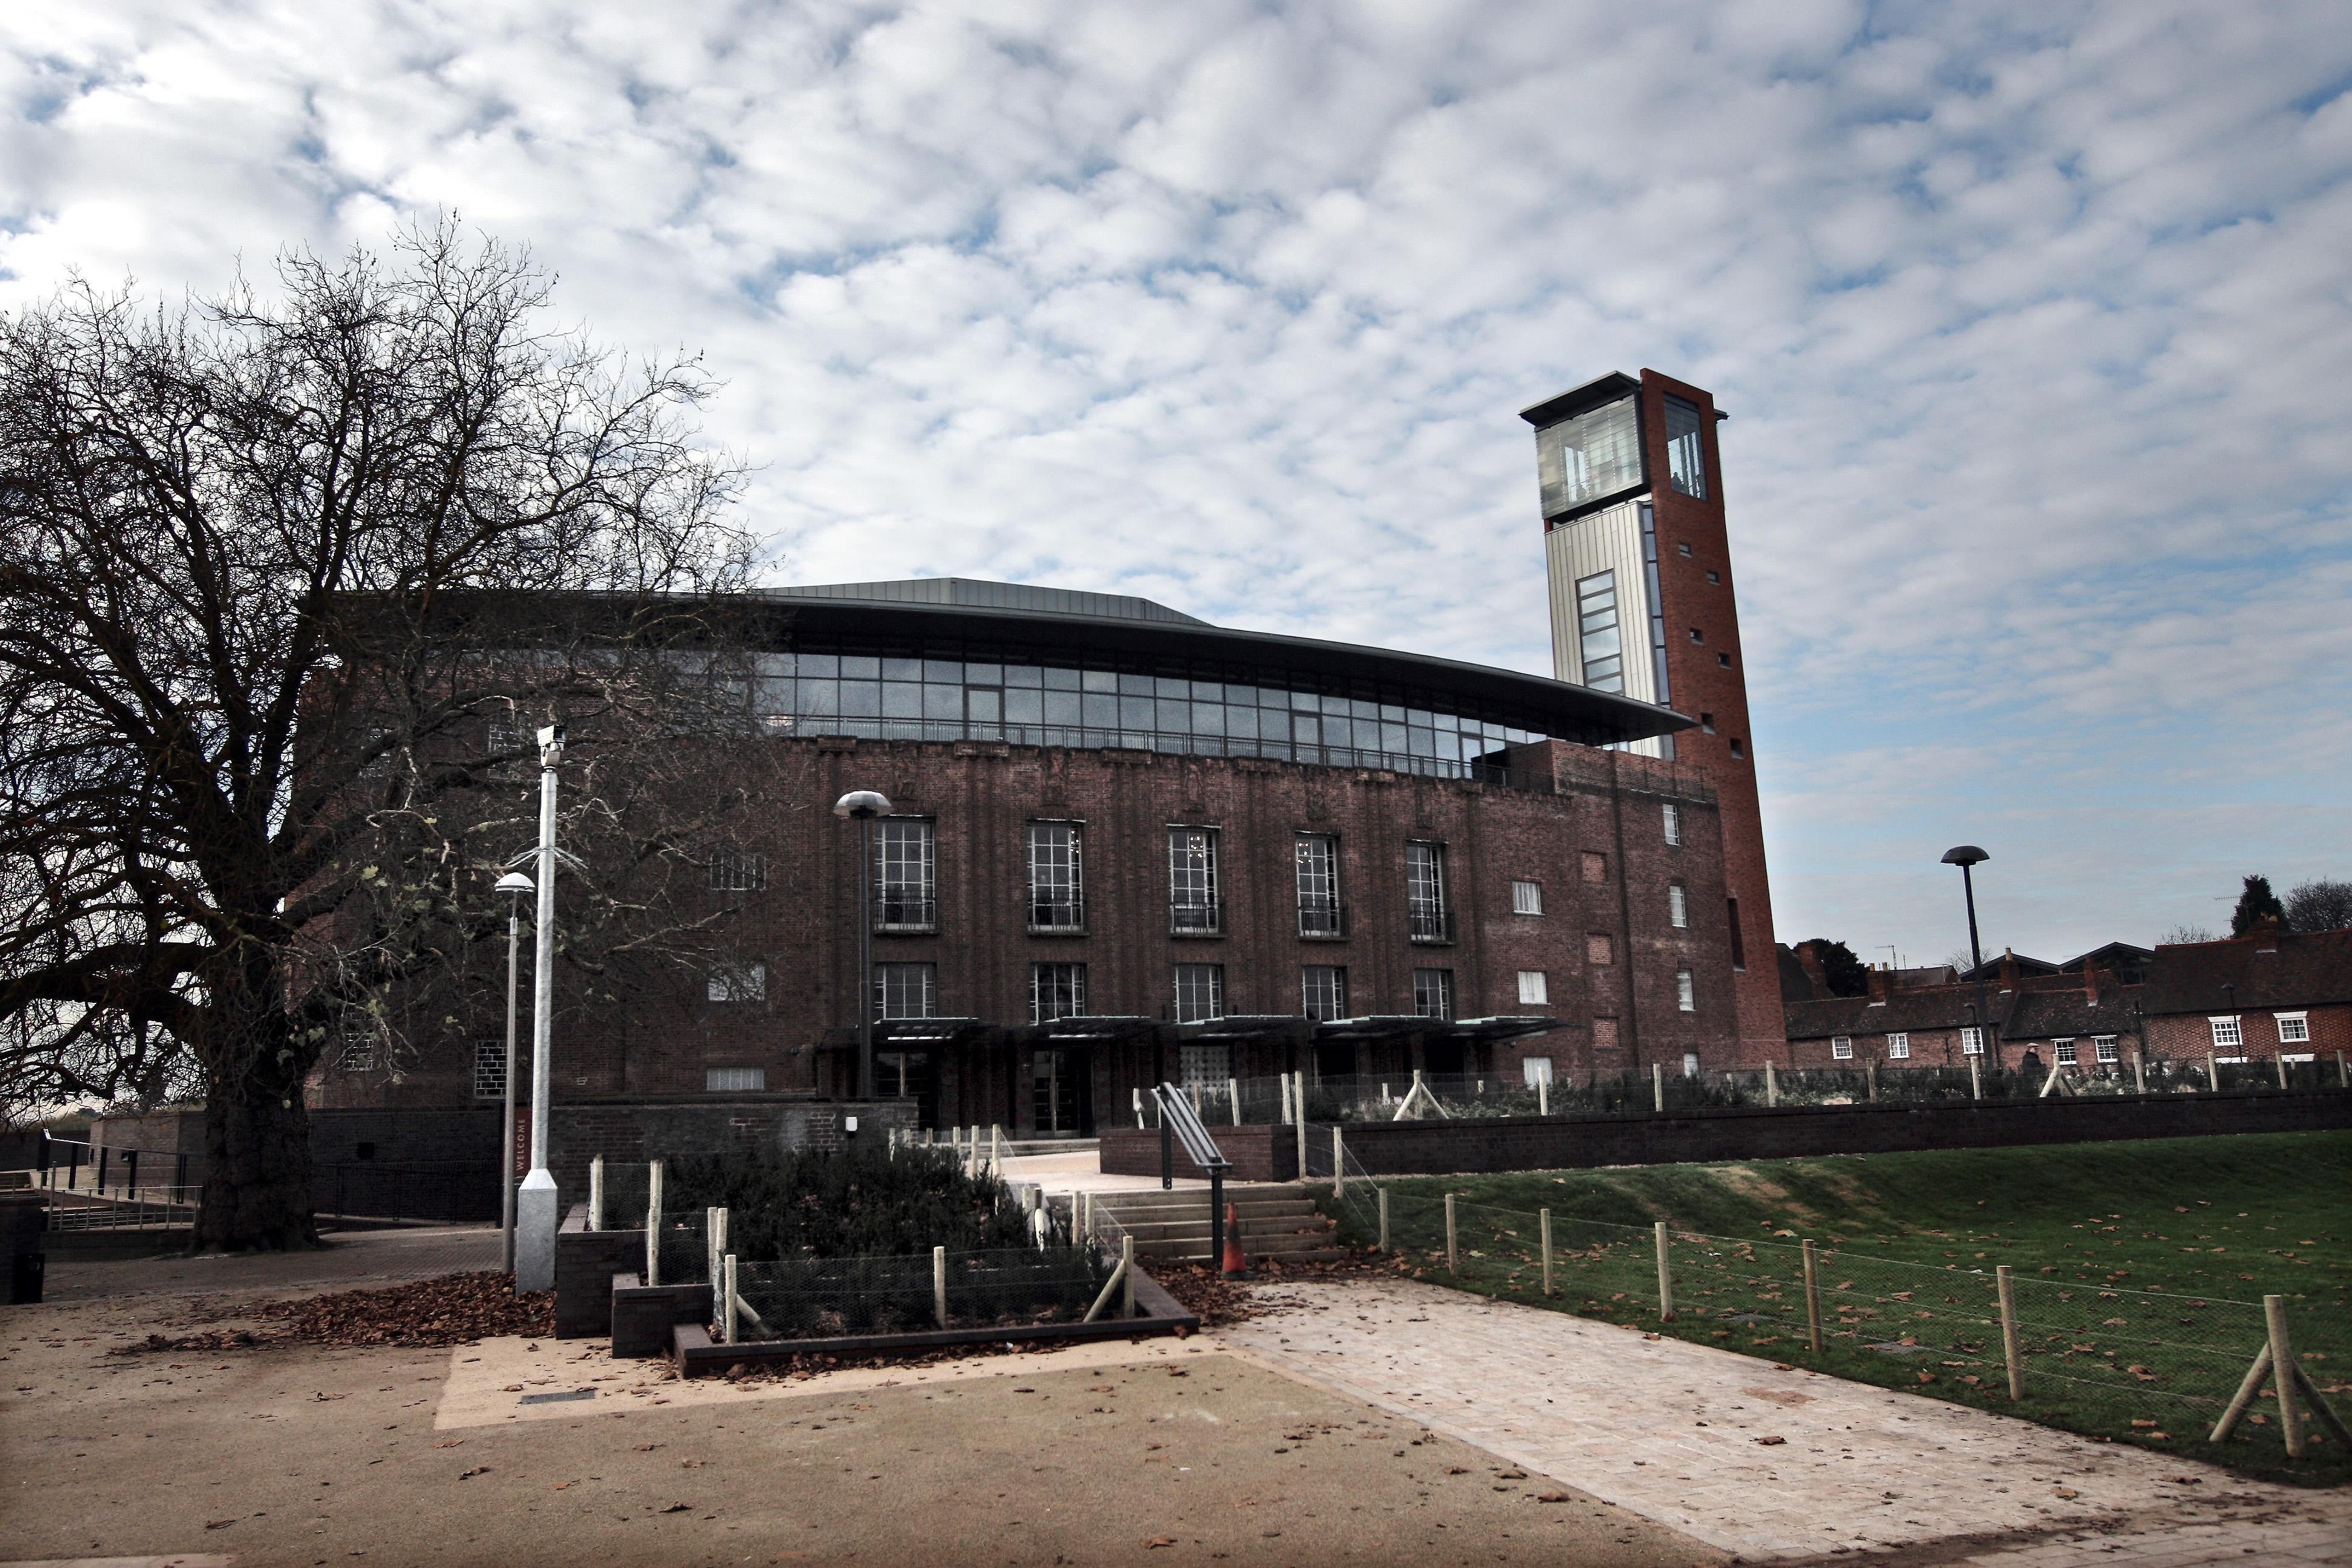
1169, 898, 1224, 936
1297, 900, 1347, 939
1028, 897, 1086, 935
1407, 906, 1455, 944
875, 895, 938, 933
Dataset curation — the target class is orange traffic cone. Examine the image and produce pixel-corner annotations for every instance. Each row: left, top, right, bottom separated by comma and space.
1221, 1201, 1249, 1278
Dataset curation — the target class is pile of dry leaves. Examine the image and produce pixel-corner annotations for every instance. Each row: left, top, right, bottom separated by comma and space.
114, 1272, 553, 1355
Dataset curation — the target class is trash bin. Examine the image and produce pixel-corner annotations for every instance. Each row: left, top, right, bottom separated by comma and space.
2, 1192, 44, 1304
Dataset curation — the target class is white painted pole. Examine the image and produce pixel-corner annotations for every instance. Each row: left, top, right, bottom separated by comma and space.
1653, 1220, 1674, 1321
1331, 1126, 1345, 1196
1765, 1059, 1778, 1108
1445, 1193, 1457, 1272
1540, 1207, 1553, 1296
1652, 1062, 1664, 1112
1377, 1187, 1390, 1253
515, 727, 566, 1293
644, 1159, 664, 1288
1122, 1235, 1136, 1318
933, 1244, 948, 1328
724, 1253, 739, 1345
1228, 1077, 1243, 1126
501, 897, 522, 1272
587, 1155, 604, 1233
1295, 1080, 1309, 1179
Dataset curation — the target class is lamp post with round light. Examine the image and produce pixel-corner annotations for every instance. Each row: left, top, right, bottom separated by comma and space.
834, 790, 892, 1101
1941, 845, 1990, 977
494, 869, 535, 1275
514, 724, 566, 1294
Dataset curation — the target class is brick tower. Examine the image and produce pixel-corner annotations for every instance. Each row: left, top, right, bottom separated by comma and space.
1521, 369, 1786, 1062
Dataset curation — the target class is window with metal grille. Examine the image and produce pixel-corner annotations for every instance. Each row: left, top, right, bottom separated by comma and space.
1169, 827, 1222, 933
1027, 822, 1085, 931
875, 819, 936, 929
1887, 1032, 1910, 1059
1178, 1043, 1232, 1091
874, 962, 937, 1020
2054, 1039, 2077, 1066
1406, 841, 1449, 941
705, 1067, 765, 1092
710, 851, 766, 892
2094, 1035, 2119, 1063
1662, 803, 1681, 845
1665, 394, 1707, 499
1667, 882, 1688, 928
1295, 833, 1342, 936
1173, 963, 1224, 1024
1516, 970, 1548, 1006
708, 960, 766, 1004
472, 1040, 506, 1099
1831, 1034, 1853, 1059
1413, 968, 1454, 1019
1301, 965, 1348, 1021
2209, 1015, 2242, 1050
1511, 880, 1543, 915
1030, 962, 1087, 1022
1573, 570, 1625, 692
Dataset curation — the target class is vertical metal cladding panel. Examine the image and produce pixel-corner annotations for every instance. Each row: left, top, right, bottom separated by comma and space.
1544, 500, 1665, 762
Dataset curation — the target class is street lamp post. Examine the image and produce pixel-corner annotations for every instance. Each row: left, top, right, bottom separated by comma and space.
833, 790, 892, 1102
1942, 846, 1990, 977
515, 725, 566, 1293
494, 869, 535, 1275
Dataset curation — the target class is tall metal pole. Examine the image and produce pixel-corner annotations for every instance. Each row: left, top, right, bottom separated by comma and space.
515, 726, 564, 1292
1961, 863, 1985, 978
858, 813, 875, 1102
501, 898, 520, 1273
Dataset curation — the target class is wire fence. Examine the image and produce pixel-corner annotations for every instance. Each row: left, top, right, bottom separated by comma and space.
1133, 1055, 2352, 1128
1310, 1170, 2350, 1477
729, 1244, 1112, 1341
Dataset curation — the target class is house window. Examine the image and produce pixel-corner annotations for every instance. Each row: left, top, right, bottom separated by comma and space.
876, 819, 936, 929
1662, 803, 1681, 846
1173, 963, 1224, 1024
1592, 1017, 1620, 1051
1027, 823, 1085, 932
471, 1040, 506, 1100
1705, 570, 1720, 585
485, 717, 528, 779
1727, 897, 1746, 972
1301, 965, 1348, 1021
708, 960, 766, 1004
1178, 1043, 1231, 1091
1699, 713, 1716, 734
1676, 969, 1696, 1012
1677, 541, 1692, 557
1413, 968, 1455, 1019
1664, 393, 1708, 499
705, 1067, 765, 1093
874, 962, 938, 1020
1295, 832, 1342, 936
1523, 1056, 1553, 1087
338, 1025, 381, 1071
1581, 850, 1607, 883
710, 851, 766, 893
1729, 737, 1746, 759
1516, 970, 1549, 1007
1831, 1036, 1854, 1060
2275, 1012, 2310, 1044
1573, 570, 1625, 693
1168, 828, 1222, 933
2054, 1039, 2078, 1066
2094, 1035, 2119, 1063
1030, 962, 1088, 1023
1512, 880, 1544, 916
1961, 1027, 1985, 1056
1406, 841, 1450, 941
2209, 1016, 2243, 1050
1688, 627, 1704, 644
1667, 882, 1688, 928
1682, 1052, 1700, 1077
1887, 1033, 1910, 1059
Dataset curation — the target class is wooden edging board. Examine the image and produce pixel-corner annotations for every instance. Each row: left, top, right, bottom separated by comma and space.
670, 1267, 1201, 1376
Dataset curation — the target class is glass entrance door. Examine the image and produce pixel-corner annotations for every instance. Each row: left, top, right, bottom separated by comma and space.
1031, 1048, 1090, 1137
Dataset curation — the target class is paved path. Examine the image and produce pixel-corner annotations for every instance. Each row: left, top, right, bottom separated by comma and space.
1221, 1277, 2351, 1565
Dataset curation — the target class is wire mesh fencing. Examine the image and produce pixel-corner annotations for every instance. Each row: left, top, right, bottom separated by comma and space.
725, 1244, 1112, 1342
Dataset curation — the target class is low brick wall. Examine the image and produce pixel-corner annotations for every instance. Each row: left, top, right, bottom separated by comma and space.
555, 1204, 644, 1339
1100, 1089, 2352, 1179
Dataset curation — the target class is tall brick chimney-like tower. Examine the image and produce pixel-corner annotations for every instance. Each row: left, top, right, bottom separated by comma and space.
1522, 369, 1786, 1062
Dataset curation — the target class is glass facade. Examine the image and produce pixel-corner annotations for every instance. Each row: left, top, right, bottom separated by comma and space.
1574, 570, 1624, 693
1536, 395, 1644, 516
736, 645, 1563, 782
1664, 394, 1707, 499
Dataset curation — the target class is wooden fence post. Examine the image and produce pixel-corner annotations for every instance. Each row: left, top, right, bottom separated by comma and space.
1969, 1057, 1982, 1101
2132, 1051, 2146, 1094
1296, 1086, 1309, 1180
1134, 1087, 1145, 1129
589, 1156, 604, 1232
1802, 1239, 1824, 1353
1651, 1062, 1664, 1113
1123, 1235, 1137, 1318
1540, 1208, 1553, 1297
1445, 1194, 1458, 1272
1229, 1077, 1243, 1127
2337, 1051, 2348, 1089
1996, 1265, 2024, 1400
2275, 1055, 2290, 1091
1332, 1126, 1345, 1196
724, 1254, 739, 1346
645, 1160, 664, 1288
2206, 1052, 2218, 1092
1538, 1075, 1549, 1116
933, 1244, 949, 1328
1866, 1060, 1878, 1102
1377, 1186, 1390, 1253
2267, 1295, 2306, 1457
1653, 1221, 1674, 1321
1765, 1059, 1778, 1108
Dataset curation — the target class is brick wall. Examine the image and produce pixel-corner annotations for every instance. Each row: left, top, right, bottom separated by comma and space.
2147, 1003, 2352, 1061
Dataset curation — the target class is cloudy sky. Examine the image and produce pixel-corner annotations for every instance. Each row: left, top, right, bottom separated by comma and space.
7, 1, 2348, 967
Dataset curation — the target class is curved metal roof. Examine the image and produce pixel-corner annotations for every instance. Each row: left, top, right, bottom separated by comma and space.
760, 578, 1689, 745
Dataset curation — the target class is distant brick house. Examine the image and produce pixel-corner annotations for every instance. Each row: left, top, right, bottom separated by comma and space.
2138, 924, 2351, 1065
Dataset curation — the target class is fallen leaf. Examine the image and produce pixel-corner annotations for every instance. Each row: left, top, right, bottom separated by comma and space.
658, 1501, 692, 1514
1145, 1536, 1177, 1549
2052, 1488, 2079, 1500
1537, 1492, 1572, 1503
459, 1467, 489, 1480
433, 1440, 463, 1449
205, 1519, 237, 1530
1754, 1436, 1786, 1446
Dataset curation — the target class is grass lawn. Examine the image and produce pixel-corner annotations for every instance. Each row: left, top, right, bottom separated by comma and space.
1313, 1131, 2351, 1485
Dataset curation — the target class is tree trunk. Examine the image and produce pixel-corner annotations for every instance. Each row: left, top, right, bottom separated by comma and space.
196, 1073, 320, 1251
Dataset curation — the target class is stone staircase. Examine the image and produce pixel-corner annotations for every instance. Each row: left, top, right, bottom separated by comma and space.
1082, 1183, 1347, 1265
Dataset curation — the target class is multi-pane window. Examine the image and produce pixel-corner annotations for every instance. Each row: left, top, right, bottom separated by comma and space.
875, 819, 936, 930
874, 962, 938, 1020
1961, 1027, 1985, 1056
1030, 962, 1088, 1023
472, 1040, 506, 1100
1887, 1033, 1910, 1059
1831, 1035, 1854, 1060
710, 851, 766, 892
1295, 833, 1342, 936
486, 717, 528, 779
1178, 1043, 1232, 1091
2209, 1016, 2243, 1050
1168, 828, 1221, 933
1412, 968, 1454, 1020
1667, 883, 1688, 928
1535, 395, 1644, 515
1662, 803, 1681, 846
2054, 1039, 2078, 1066
2094, 1036, 2119, 1063
1675, 969, 1696, 1011
1573, 570, 1624, 693
1301, 965, 1348, 1021
708, 960, 766, 1004
1027, 823, 1085, 932
1512, 880, 1544, 915
1406, 841, 1449, 941
339, 1025, 381, 1071
705, 1067, 766, 1092
1665, 395, 1708, 500
2276, 1012, 2310, 1044
1173, 963, 1224, 1024
1516, 970, 1549, 1006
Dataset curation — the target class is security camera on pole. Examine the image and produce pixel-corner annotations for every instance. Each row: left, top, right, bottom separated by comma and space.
833, 790, 892, 1102
515, 724, 567, 1294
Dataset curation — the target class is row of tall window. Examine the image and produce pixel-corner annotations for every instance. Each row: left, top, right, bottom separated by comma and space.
860, 959, 1466, 1025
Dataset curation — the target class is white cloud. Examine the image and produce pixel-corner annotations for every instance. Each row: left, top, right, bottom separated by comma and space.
4, 0, 2347, 962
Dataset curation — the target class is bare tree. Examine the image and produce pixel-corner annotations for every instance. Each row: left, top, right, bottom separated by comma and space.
2283, 878, 2352, 934
2157, 924, 2216, 946
0, 221, 760, 1247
